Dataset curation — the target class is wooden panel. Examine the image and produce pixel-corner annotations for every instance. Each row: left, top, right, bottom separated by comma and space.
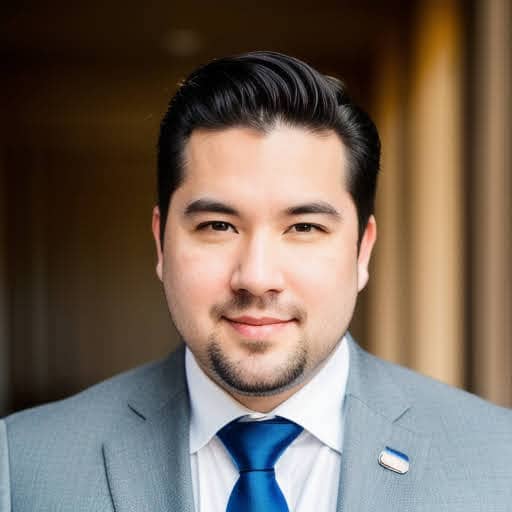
471, 0, 512, 406
408, 0, 464, 387
369, 35, 409, 365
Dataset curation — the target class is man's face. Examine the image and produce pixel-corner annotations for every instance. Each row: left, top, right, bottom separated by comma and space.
153, 125, 376, 405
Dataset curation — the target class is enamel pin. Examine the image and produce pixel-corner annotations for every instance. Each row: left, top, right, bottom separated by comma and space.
378, 446, 410, 474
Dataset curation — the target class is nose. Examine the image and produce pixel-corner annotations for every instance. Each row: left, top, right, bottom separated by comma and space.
230, 232, 285, 297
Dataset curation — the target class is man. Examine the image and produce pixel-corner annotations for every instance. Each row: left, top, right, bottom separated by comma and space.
1, 51, 511, 511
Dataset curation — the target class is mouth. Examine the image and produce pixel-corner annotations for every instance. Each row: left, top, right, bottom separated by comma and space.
223, 315, 296, 339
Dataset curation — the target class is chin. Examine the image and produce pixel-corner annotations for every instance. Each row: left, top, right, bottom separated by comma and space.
207, 338, 308, 397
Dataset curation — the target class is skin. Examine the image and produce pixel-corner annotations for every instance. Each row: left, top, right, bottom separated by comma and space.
152, 125, 376, 412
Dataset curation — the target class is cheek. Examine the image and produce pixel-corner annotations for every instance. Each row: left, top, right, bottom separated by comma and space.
284, 243, 359, 336
163, 244, 233, 309
285, 243, 358, 295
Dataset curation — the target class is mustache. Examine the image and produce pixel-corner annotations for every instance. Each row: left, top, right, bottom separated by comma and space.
211, 290, 306, 322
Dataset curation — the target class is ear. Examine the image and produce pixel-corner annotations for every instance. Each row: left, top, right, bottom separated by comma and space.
357, 215, 377, 292
151, 206, 164, 281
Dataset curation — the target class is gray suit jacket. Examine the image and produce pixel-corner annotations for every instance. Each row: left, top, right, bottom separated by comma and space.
2, 336, 512, 511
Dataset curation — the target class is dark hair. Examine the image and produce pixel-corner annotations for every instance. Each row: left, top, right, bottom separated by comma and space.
157, 51, 380, 247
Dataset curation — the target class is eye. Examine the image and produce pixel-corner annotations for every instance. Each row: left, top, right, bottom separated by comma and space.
288, 223, 325, 233
197, 221, 238, 233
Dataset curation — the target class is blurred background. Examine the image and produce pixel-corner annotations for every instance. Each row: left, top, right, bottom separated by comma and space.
1, 0, 510, 416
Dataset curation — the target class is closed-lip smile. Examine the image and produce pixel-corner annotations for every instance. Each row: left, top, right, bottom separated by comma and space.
227, 316, 292, 325
223, 315, 295, 338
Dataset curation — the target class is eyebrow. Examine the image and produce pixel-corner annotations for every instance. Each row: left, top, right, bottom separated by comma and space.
184, 198, 239, 217
183, 197, 342, 220
285, 201, 342, 220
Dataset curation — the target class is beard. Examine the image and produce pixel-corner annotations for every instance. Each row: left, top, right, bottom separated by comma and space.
206, 334, 308, 397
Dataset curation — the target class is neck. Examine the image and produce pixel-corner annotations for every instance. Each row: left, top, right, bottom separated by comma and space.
227, 381, 309, 413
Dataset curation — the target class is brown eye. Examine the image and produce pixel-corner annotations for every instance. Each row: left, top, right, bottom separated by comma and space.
291, 222, 324, 233
293, 223, 314, 232
197, 221, 237, 233
210, 221, 230, 231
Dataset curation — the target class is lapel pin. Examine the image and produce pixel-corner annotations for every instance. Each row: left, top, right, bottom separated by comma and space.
378, 446, 410, 474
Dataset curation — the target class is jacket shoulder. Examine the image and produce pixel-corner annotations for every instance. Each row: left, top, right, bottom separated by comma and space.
5, 346, 186, 456
3, 347, 187, 511
363, 347, 512, 435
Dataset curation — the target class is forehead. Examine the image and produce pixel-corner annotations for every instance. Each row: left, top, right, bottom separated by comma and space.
178, 125, 350, 207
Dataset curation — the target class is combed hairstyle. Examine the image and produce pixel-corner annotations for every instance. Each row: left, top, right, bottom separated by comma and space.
157, 51, 380, 247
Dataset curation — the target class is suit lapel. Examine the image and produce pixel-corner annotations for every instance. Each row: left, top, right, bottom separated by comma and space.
336, 337, 432, 512
103, 347, 195, 512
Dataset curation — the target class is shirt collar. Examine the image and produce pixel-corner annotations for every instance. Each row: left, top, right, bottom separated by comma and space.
186, 336, 349, 455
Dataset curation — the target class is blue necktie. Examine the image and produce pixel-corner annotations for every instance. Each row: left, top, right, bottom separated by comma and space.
217, 417, 303, 512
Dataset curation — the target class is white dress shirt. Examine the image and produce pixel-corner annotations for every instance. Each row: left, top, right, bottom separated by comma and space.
186, 336, 350, 512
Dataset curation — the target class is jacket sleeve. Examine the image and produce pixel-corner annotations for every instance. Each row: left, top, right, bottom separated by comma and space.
0, 420, 10, 512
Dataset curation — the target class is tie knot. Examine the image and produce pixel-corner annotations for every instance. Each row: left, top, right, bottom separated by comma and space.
217, 417, 303, 472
